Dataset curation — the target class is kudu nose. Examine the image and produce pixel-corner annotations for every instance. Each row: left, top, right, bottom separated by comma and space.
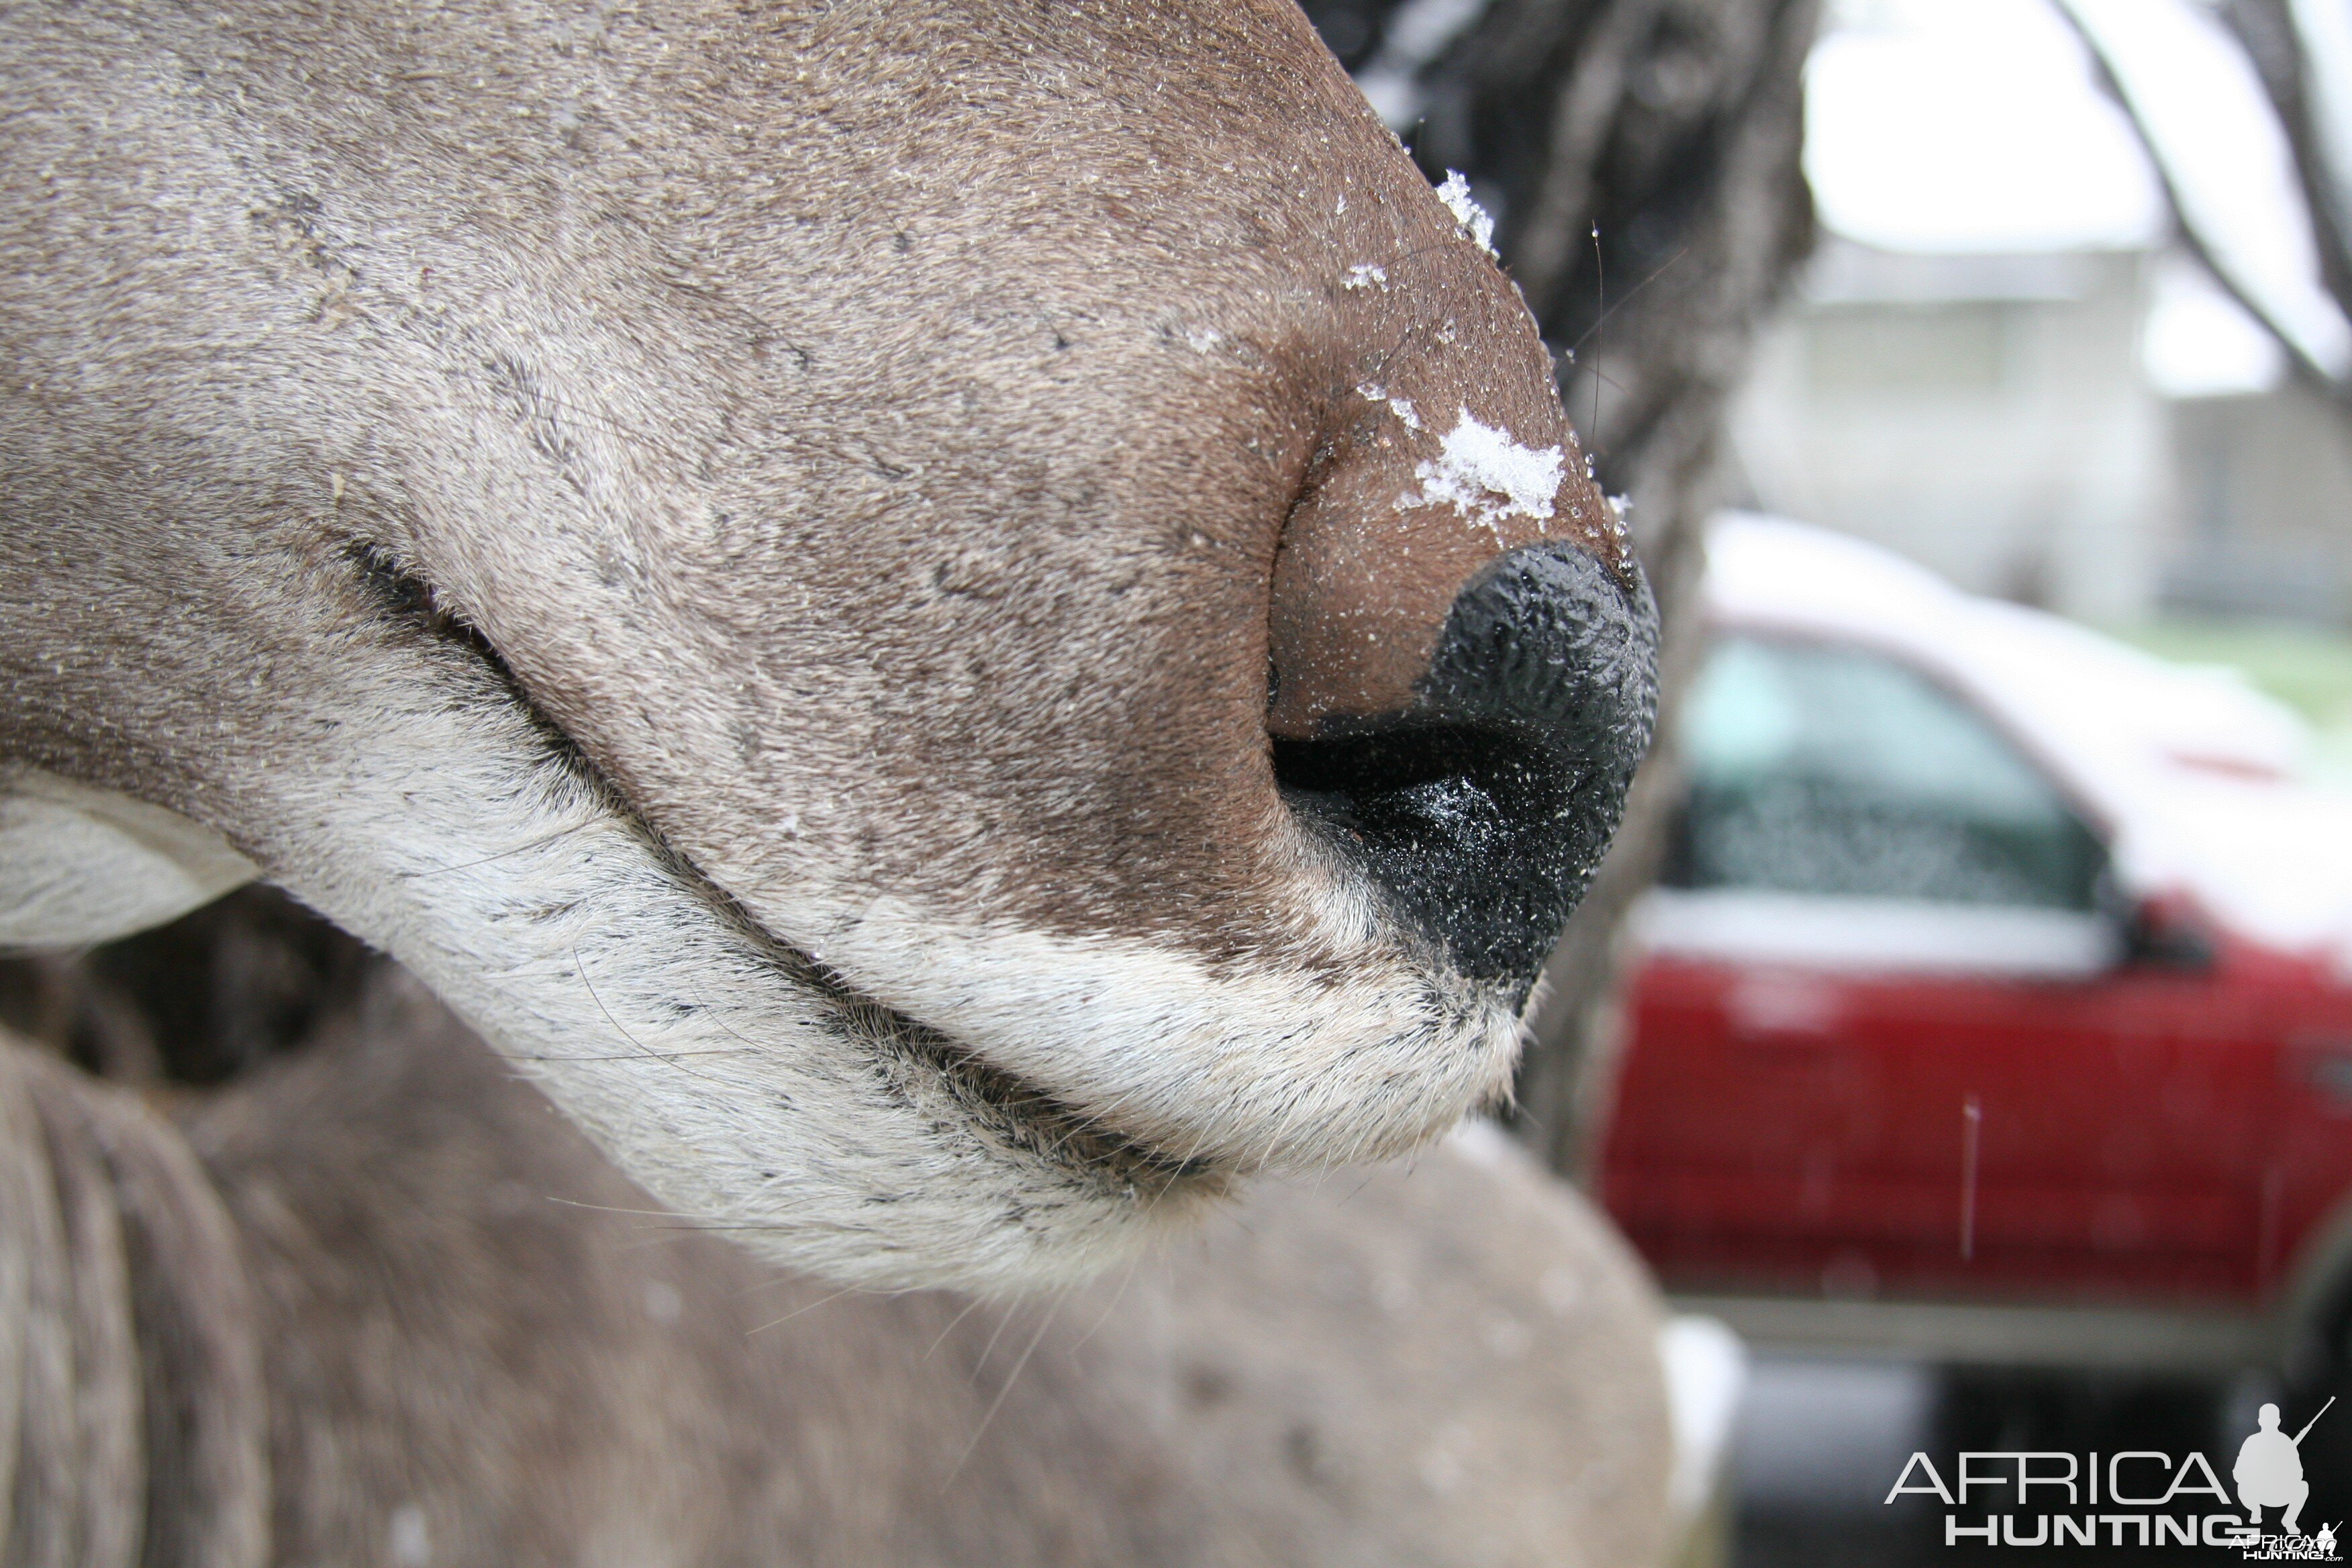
1269, 512, 1658, 991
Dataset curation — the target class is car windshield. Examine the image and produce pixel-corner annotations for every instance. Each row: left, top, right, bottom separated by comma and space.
1664, 634, 2107, 910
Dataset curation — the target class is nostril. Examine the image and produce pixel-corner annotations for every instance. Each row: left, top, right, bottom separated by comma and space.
1274, 724, 1519, 796
1274, 724, 1552, 861
1275, 723, 1580, 984
1277, 723, 1566, 949
1275, 542, 1658, 991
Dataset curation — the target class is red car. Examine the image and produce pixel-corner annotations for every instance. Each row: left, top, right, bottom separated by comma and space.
1600, 516, 2352, 1378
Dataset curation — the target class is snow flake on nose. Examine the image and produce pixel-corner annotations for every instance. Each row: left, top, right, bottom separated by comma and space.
1404, 409, 1565, 541
1355, 381, 1424, 432
1435, 170, 1497, 257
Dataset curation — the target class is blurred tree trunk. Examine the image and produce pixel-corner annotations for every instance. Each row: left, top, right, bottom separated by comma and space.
1302, 0, 1822, 1178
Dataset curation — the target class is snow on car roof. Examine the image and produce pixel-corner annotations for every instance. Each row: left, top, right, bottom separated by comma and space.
1702, 513, 2352, 971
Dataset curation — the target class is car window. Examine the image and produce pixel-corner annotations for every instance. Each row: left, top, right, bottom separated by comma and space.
1663, 635, 2106, 910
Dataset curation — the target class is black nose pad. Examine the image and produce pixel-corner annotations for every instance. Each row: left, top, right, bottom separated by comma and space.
1273, 541, 1659, 991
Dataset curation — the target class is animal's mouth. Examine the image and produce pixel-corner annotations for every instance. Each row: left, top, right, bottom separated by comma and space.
621, 786, 1234, 1204
353, 542, 1230, 1202
793, 946, 1230, 1199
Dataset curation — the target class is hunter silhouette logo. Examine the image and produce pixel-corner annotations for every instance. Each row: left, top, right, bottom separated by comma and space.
1884, 1395, 2342, 1553
2237, 1399, 2329, 1537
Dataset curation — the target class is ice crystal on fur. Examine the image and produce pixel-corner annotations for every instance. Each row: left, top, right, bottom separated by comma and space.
1435, 171, 1496, 256
1357, 381, 1424, 432
1407, 409, 1564, 538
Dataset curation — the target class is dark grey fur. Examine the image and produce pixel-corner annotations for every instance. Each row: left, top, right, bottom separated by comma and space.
2, 969, 1671, 1565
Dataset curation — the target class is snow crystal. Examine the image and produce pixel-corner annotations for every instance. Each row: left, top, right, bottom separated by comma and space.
1344, 262, 1389, 291
1406, 408, 1563, 538
1355, 381, 1423, 431
1435, 170, 1496, 256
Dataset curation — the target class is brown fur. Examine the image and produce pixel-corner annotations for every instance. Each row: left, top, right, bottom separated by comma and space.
1, 3, 1673, 1552
0, 0, 1610, 935
3, 0, 1648, 1269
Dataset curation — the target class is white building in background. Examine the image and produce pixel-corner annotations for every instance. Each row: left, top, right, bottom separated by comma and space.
1732, 0, 2352, 630
2166, 386, 2352, 624
1730, 241, 2168, 624
2154, 255, 2352, 624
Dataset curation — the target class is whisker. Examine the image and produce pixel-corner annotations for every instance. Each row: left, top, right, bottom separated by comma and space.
969, 1297, 1024, 1384
925, 1293, 989, 1361
544, 1195, 707, 1220
746, 1280, 870, 1335
1069, 1248, 1144, 1357
1565, 241, 1691, 357
574, 942, 726, 1085
398, 818, 597, 880
1589, 224, 1604, 440
509, 1048, 754, 1061
943, 1291, 1067, 1492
